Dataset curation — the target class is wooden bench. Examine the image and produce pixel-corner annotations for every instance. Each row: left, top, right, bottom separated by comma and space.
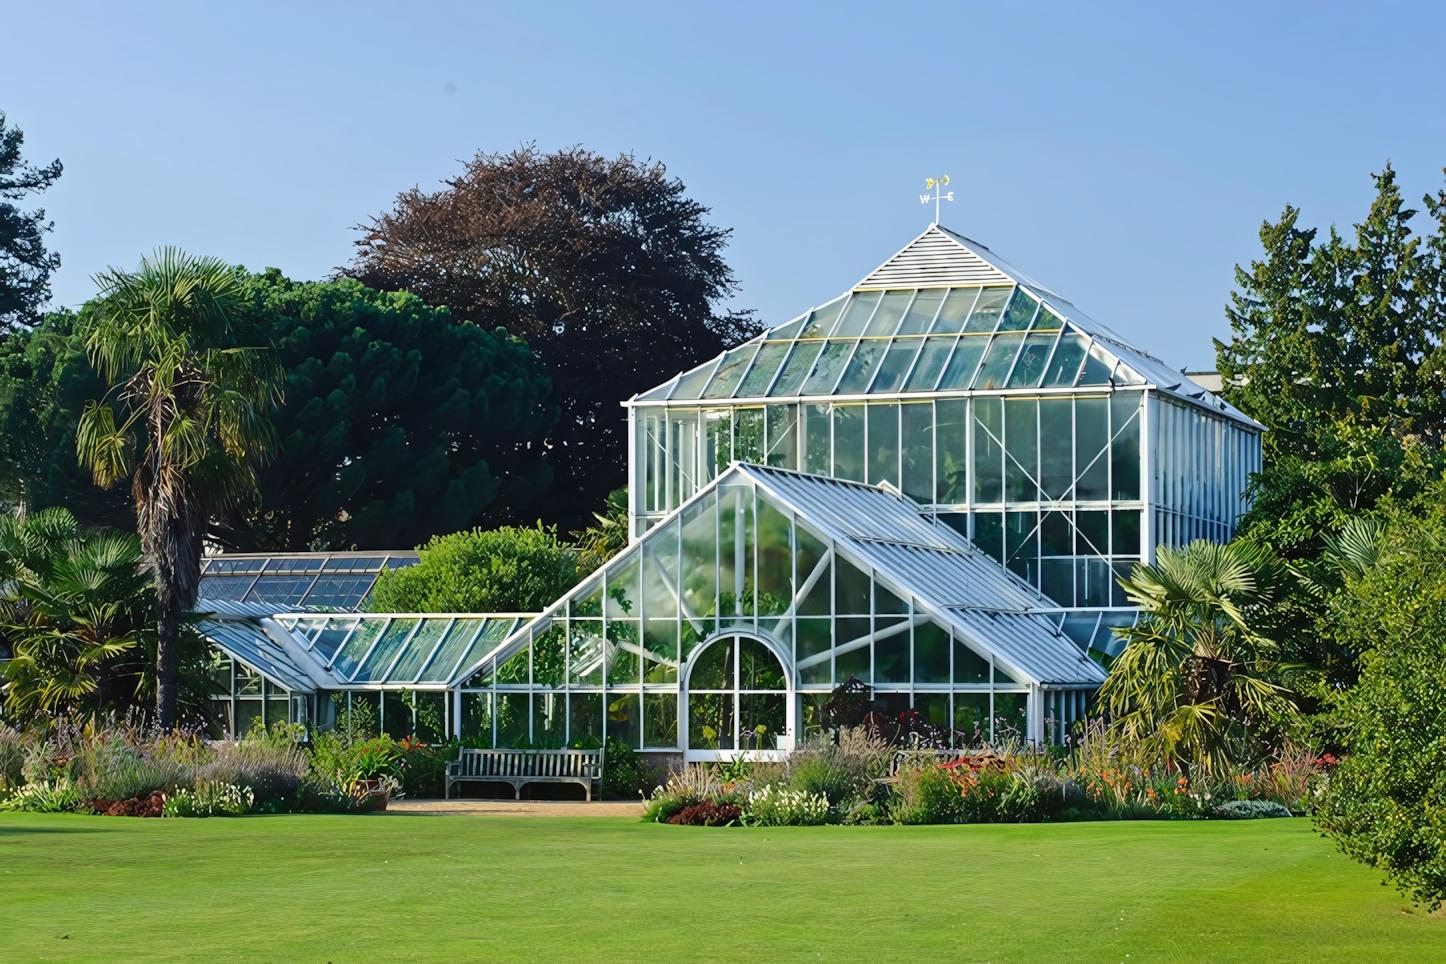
445, 748, 604, 801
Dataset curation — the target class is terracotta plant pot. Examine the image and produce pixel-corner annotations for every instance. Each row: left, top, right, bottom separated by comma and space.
351, 778, 390, 812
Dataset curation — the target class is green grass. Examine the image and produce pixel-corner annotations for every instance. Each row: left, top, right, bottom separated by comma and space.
0, 814, 1440, 962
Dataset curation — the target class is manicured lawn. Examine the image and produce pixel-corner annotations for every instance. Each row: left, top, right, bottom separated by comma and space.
0, 813, 1439, 962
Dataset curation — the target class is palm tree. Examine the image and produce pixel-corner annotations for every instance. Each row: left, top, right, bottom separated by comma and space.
1098, 539, 1296, 777
76, 249, 282, 729
0, 507, 150, 719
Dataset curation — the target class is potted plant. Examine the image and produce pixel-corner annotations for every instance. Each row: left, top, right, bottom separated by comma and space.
347, 739, 402, 811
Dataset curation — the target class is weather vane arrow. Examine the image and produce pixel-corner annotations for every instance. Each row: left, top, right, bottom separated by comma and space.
920, 176, 953, 225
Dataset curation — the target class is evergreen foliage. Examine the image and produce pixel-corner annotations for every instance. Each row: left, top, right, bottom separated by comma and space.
0, 112, 62, 330
230, 270, 555, 550
368, 524, 579, 614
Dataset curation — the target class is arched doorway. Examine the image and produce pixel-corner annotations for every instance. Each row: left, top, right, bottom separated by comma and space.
682, 634, 793, 762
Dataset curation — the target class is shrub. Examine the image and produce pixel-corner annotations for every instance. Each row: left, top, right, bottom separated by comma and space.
603, 738, 658, 799
891, 764, 964, 825
88, 791, 166, 817
746, 785, 829, 826
1213, 799, 1293, 819
164, 781, 254, 817
670, 801, 741, 826
369, 524, 579, 614
199, 740, 307, 809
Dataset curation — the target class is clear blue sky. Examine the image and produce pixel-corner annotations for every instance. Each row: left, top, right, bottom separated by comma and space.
5, 1, 1445, 370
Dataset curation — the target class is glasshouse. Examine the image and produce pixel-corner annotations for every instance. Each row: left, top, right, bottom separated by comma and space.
197, 223, 1263, 760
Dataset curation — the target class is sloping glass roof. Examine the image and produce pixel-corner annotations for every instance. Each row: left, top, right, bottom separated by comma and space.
456, 463, 1106, 689
198, 552, 419, 611
270, 613, 529, 686
633, 225, 1259, 429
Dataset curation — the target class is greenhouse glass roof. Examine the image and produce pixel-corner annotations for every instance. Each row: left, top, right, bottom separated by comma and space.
633, 225, 1259, 429
198, 613, 530, 692
197, 552, 419, 611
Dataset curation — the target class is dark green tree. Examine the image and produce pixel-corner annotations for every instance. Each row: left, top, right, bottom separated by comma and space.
0, 311, 132, 527
0, 112, 62, 330
230, 270, 555, 550
348, 145, 759, 530
368, 524, 579, 614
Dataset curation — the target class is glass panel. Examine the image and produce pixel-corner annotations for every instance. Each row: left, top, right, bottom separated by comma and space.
867, 403, 899, 488
954, 693, 989, 745
870, 339, 923, 393
1007, 331, 1056, 388
702, 344, 759, 398
705, 410, 732, 479
568, 621, 604, 685
1005, 511, 1039, 585
832, 404, 865, 482
1034, 305, 1066, 330
836, 341, 884, 394
804, 403, 831, 475
643, 618, 679, 683
739, 638, 786, 690
796, 618, 831, 685
309, 620, 356, 663
690, 637, 735, 689
1078, 556, 1112, 607
834, 624, 871, 685
898, 289, 945, 335
993, 692, 1028, 743
1111, 393, 1142, 500
533, 692, 565, 748
689, 692, 733, 749
864, 290, 911, 337
874, 622, 909, 684
903, 335, 955, 391
764, 405, 798, 469
644, 693, 679, 748
799, 295, 848, 338
973, 511, 1003, 562
533, 623, 566, 686
1113, 509, 1142, 556
756, 498, 793, 619
669, 411, 699, 509
800, 340, 854, 395
570, 579, 603, 618
681, 492, 717, 628
835, 556, 871, 614
1040, 510, 1071, 556
933, 399, 966, 504
833, 290, 882, 337
1004, 398, 1038, 502
462, 692, 493, 747
900, 403, 933, 503
1075, 397, 1109, 501
739, 694, 784, 750
496, 693, 529, 748
1044, 332, 1089, 387
954, 638, 990, 684
996, 289, 1039, 332
642, 516, 680, 621
935, 334, 988, 390
331, 619, 386, 680
913, 620, 950, 683
764, 316, 807, 341
737, 341, 790, 397
734, 408, 764, 464
497, 644, 530, 685
963, 287, 1011, 332
671, 360, 719, 401
1041, 557, 1074, 606
717, 484, 755, 623
607, 619, 641, 684
973, 333, 1025, 390
606, 555, 641, 618
1076, 510, 1110, 555
1077, 343, 1115, 386
973, 397, 1003, 503
797, 525, 831, 616
1039, 398, 1073, 500
234, 699, 262, 735
932, 287, 980, 333
563, 693, 602, 748
418, 619, 481, 682
388, 618, 450, 683
769, 339, 823, 397
607, 693, 640, 749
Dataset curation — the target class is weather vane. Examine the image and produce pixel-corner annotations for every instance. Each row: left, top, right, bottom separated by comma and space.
920, 176, 953, 225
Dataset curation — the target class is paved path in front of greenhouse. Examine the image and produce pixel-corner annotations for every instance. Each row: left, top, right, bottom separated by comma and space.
386, 799, 645, 817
